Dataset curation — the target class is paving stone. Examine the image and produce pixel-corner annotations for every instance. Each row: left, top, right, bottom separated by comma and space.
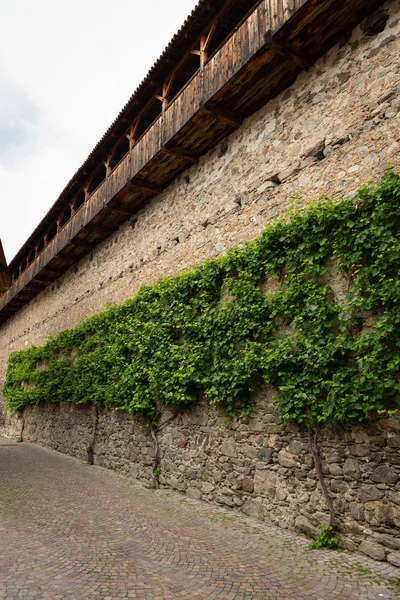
0, 439, 399, 599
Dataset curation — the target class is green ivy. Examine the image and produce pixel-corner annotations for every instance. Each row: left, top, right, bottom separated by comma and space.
3, 171, 400, 428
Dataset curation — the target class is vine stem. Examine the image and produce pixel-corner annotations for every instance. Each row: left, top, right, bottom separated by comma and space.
308, 426, 334, 525
87, 405, 98, 465
150, 410, 177, 489
19, 409, 25, 442
150, 424, 160, 489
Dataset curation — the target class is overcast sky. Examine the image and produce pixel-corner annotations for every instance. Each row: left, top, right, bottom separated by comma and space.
0, 0, 197, 262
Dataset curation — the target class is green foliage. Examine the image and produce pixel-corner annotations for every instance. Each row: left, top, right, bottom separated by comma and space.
3, 171, 400, 428
308, 522, 339, 550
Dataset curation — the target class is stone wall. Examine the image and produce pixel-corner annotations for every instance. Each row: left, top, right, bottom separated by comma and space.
7, 391, 400, 567
1, 0, 400, 566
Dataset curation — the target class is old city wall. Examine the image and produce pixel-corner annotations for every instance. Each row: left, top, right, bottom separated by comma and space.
1, 1, 400, 564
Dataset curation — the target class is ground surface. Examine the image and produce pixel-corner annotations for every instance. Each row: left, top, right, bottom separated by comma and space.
0, 438, 399, 600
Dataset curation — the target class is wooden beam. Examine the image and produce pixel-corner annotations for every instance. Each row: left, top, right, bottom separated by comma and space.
107, 204, 137, 216
0, 239, 10, 292
31, 278, 49, 287
29, 281, 46, 290
83, 225, 114, 236
266, 32, 314, 70
204, 103, 243, 128
57, 252, 76, 263
42, 265, 65, 274
69, 239, 97, 250
201, 20, 217, 55
129, 179, 163, 195
163, 145, 199, 164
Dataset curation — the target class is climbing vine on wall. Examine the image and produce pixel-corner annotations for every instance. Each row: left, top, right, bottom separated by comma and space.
3, 171, 400, 431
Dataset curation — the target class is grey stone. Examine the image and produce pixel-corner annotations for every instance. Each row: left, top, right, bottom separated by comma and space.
257, 447, 272, 463
286, 440, 304, 455
359, 540, 386, 561
350, 502, 365, 521
242, 498, 264, 520
241, 476, 254, 493
350, 443, 369, 457
186, 487, 201, 500
220, 440, 237, 458
278, 165, 300, 183
325, 452, 341, 464
242, 443, 258, 458
254, 469, 277, 497
294, 515, 318, 537
387, 433, 400, 448
201, 481, 215, 493
343, 458, 360, 479
248, 419, 263, 432
278, 449, 296, 468
329, 464, 343, 476
371, 465, 398, 484
387, 552, 400, 567
358, 485, 384, 503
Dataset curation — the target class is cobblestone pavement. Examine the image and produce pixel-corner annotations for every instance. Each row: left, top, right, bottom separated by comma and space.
0, 438, 399, 600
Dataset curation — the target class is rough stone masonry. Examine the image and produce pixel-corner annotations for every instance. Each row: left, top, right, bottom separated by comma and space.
1, 0, 400, 565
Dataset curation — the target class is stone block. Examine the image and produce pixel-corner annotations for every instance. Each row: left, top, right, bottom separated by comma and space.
371, 465, 398, 484
286, 440, 304, 455
186, 487, 201, 500
359, 540, 386, 561
248, 419, 264, 432
387, 552, 400, 567
254, 469, 277, 497
343, 458, 360, 479
202, 481, 215, 494
277, 449, 296, 468
294, 515, 318, 537
350, 502, 365, 521
257, 447, 272, 463
220, 440, 237, 458
241, 476, 254, 493
242, 498, 264, 520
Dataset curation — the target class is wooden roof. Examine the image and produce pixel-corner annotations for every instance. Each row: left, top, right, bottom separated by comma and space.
0, 240, 10, 293
0, 0, 385, 325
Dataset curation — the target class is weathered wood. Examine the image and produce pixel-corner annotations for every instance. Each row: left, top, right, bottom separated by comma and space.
128, 179, 163, 195
266, 31, 314, 69
0, 239, 10, 292
162, 146, 199, 164
204, 103, 243, 128
108, 205, 137, 216
83, 225, 114, 236
69, 239, 97, 250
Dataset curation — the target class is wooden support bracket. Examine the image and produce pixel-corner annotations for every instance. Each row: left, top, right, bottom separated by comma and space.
129, 178, 163, 195
69, 239, 97, 250
265, 32, 314, 70
163, 145, 199, 164
57, 252, 77, 263
107, 204, 137, 216
42, 265, 65, 274
83, 225, 114, 236
204, 103, 243, 128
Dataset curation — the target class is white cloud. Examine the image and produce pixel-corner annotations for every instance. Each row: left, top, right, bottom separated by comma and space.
0, 0, 197, 261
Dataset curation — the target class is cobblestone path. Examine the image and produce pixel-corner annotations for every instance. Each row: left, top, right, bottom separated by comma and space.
0, 438, 399, 600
